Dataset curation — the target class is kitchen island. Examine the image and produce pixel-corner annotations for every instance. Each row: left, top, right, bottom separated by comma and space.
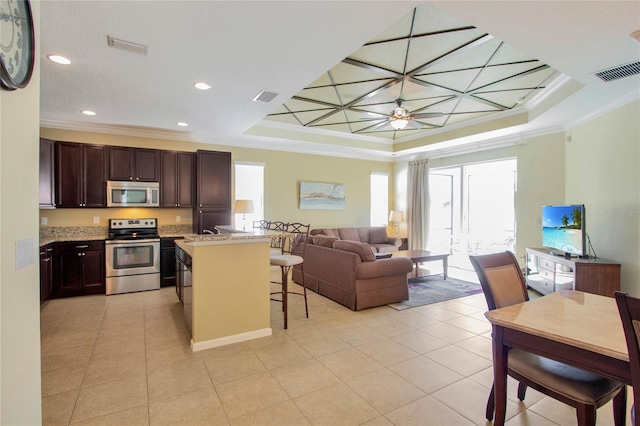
175, 228, 276, 351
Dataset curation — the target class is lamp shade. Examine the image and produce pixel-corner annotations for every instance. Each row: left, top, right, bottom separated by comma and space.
390, 118, 409, 130
389, 210, 404, 222
234, 199, 254, 214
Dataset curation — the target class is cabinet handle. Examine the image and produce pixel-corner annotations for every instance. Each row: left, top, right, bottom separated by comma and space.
75, 245, 89, 249
40, 251, 46, 256
46, 248, 53, 252
136, 177, 139, 181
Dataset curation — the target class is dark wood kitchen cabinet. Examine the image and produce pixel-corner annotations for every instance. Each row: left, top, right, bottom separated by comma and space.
40, 243, 54, 304
39, 138, 55, 209
108, 146, 160, 182
192, 150, 231, 233
160, 237, 183, 287
52, 240, 105, 298
55, 142, 107, 208
160, 151, 194, 207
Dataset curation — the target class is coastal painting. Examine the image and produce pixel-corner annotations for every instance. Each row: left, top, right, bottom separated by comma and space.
299, 181, 345, 210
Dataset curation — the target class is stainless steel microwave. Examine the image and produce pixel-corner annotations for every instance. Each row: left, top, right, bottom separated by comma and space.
106, 181, 160, 207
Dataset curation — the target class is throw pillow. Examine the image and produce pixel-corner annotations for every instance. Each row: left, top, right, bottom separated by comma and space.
369, 227, 389, 244
312, 235, 337, 248
333, 240, 376, 262
321, 229, 339, 238
338, 228, 360, 242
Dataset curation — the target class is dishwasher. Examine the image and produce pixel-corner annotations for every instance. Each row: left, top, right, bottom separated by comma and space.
175, 245, 192, 331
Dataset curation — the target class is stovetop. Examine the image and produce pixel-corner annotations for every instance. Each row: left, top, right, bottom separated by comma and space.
107, 218, 159, 241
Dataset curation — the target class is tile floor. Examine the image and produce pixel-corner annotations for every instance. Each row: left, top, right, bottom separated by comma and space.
40, 266, 631, 425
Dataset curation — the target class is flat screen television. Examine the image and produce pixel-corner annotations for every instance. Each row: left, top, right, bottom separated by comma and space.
541, 204, 586, 257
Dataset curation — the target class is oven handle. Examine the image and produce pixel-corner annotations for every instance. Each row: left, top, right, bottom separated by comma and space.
105, 238, 160, 245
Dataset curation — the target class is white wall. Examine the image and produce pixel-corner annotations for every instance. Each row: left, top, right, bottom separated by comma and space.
566, 100, 640, 294
0, 1, 42, 423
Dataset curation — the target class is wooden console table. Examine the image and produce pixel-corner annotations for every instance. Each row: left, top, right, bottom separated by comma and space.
392, 250, 448, 279
525, 247, 620, 297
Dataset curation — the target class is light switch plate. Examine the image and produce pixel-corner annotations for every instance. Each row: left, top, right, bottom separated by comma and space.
16, 238, 34, 269
41, 217, 48, 225
176, 216, 181, 223
93, 216, 100, 224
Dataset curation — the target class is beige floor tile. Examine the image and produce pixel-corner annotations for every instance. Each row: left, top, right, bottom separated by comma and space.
251, 339, 312, 370
527, 396, 581, 426
420, 322, 477, 344
384, 395, 475, 425
95, 323, 145, 347
148, 359, 212, 401
414, 304, 465, 321
294, 382, 379, 425
393, 309, 443, 328
317, 347, 383, 380
101, 309, 144, 329
389, 329, 449, 354
71, 375, 148, 423
83, 352, 147, 387
149, 386, 228, 426
270, 358, 340, 399
505, 409, 559, 426
41, 343, 94, 371
44, 329, 100, 351
345, 368, 425, 414
71, 404, 149, 426
364, 317, 416, 337
389, 355, 464, 394
355, 337, 420, 366
293, 332, 351, 357
203, 348, 268, 384
424, 345, 493, 376
146, 341, 199, 372
42, 365, 86, 396
432, 378, 525, 426
42, 389, 78, 426
361, 416, 394, 426
91, 337, 146, 363
447, 315, 493, 335
330, 324, 385, 346
454, 335, 493, 360
215, 372, 289, 419
439, 300, 486, 315
230, 400, 310, 426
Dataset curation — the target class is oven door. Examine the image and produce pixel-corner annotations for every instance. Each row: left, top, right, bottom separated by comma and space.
105, 239, 160, 277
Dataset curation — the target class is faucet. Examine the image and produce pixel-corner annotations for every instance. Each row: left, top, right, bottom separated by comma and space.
202, 229, 218, 235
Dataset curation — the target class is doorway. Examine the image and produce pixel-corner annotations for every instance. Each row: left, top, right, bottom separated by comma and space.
429, 158, 517, 271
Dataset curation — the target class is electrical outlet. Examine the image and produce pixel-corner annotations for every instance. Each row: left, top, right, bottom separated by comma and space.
93, 216, 100, 224
41, 217, 48, 225
176, 215, 181, 223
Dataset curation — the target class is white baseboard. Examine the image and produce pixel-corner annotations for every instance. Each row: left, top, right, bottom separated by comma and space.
190, 328, 273, 352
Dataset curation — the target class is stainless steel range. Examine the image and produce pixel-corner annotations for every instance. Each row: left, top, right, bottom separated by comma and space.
105, 218, 160, 295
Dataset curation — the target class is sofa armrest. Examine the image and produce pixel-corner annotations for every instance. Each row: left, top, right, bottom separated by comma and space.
356, 257, 413, 280
388, 237, 402, 248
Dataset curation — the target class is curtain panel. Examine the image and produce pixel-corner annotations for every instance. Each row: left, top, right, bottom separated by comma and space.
407, 159, 430, 250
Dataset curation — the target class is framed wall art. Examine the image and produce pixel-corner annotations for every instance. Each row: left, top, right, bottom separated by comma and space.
299, 181, 345, 210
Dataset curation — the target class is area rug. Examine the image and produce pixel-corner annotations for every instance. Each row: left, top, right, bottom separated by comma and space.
388, 275, 483, 310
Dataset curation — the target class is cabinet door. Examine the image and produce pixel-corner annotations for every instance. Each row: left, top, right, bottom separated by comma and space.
196, 151, 231, 209
177, 152, 194, 207
56, 252, 85, 294
135, 149, 160, 182
82, 250, 105, 290
194, 209, 231, 234
160, 151, 178, 207
160, 246, 177, 287
83, 145, 107, 207
39, 138, 55, 208
40, 250, 49, 304
108, 146, 135, 181
55, 142, 83, 207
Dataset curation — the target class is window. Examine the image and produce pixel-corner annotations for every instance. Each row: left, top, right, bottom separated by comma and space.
370, 172, 389, 227
234, 162, 264, 229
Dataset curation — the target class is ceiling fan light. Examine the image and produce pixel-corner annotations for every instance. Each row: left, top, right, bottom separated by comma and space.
390, 118, 409, 130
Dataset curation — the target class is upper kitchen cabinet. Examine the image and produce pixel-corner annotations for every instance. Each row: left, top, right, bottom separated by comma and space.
39, 138, 55, 209
55, 142, 107, 208
196, 150, 231, 209
160, 151, 194, 208
108, 146, 160, 182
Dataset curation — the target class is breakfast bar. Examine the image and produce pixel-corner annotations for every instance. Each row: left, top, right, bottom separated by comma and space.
175, 228, 278, 351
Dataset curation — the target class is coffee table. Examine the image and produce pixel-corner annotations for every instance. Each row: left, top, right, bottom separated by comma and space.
391, 250, 449, 279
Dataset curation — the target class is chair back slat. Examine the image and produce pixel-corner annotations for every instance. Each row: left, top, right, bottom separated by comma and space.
469, 251, 528, 310
284, 223, 310, 256
253, 220, 270, 229
615, 291, 640, 426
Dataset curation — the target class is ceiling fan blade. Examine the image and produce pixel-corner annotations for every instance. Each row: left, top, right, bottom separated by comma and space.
412, 112, 444, 119
406, 119, 424, 129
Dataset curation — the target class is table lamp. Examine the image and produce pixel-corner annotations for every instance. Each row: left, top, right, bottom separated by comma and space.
234, 199, 254, 231
388, 210, 404, 237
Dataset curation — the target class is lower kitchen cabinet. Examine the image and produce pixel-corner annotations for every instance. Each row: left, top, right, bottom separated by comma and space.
40, 244, 54, 304
52, 240, 105, 298
160, 237, 183, 287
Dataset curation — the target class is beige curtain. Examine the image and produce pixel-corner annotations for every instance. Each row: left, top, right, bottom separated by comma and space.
407, 159, 430, 250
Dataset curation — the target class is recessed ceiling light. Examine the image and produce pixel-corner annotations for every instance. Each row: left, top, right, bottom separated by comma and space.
176, 122, 188, 127
81, 110, 96, 116
47, 55, 71, 65
194, 82, 211, 90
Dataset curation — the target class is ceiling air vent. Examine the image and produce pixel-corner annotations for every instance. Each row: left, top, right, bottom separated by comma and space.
252, 90, 278, 103
107, 35, 148, 55
594, 61, 640, 82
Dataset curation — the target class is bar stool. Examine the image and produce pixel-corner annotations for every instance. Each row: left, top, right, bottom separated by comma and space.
269, 222, 310, 329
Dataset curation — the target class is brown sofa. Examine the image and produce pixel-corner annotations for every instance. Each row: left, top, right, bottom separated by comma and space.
292, 237, 413, 310
310, 227, 402, 253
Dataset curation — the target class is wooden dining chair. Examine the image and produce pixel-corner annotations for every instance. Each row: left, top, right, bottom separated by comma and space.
615, 291, 640, 426
470, 251, 626, 426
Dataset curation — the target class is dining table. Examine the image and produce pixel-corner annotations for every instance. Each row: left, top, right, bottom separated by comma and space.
485, 290, 631, 426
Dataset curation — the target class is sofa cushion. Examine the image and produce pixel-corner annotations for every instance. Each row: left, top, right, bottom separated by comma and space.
338, 228, 361, 242
319, 228, 339, 238
312, 235, 337, 248
333, 240, 376, 262
368, 227, 389, 244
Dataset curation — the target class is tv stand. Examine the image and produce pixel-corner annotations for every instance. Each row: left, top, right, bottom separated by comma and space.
525, 247, 620, 297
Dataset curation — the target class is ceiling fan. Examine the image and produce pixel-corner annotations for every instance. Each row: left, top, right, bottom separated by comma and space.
385, 99, 443, 130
